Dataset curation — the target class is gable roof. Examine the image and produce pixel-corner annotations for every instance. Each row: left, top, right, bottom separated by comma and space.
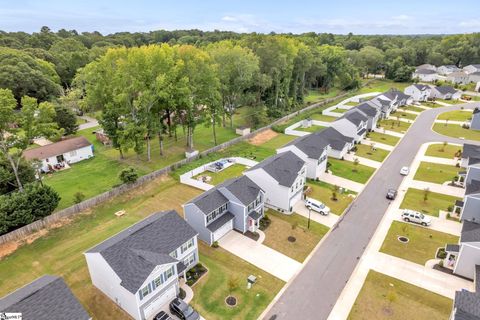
341, 109, 368, 126
461, 220, 480, 243
466, 65, 480, 69
285, 130, 330, 159
464, 144, 480, 160
24, 136, 91, 161
0, 275, 90, 320
86, 210, 197, 293
247, 151, 305, 187
416, 64, 435, 69
356, 103, 379, 117
188, 188, 228, 214
448, 71, 468, 78
412, 84, 431, 91
434, 85, 458, 95
454, 291, 480, 320
466, 179, 480, 196
221, 175, 263, 206
441, 64, 459, 69
316, 127, 354, 151
415, 69, 436, 75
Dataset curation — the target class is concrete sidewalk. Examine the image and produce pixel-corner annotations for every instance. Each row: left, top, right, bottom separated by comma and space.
410, 180, 465, 197
391, 208, 461, 236
294, 202, 340, 228
344, 153, 381, 169
434, 119, 465, 125
422, 155, 458, 165
380, 129, 405, 138
362, 139, 395, 151
219, 231, 302, 282
319, 172, 364, 193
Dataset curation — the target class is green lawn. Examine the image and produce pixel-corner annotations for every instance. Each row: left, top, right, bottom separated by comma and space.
357, 79, 410, 94
348, 270, 452, 320
345, 101, 358, 107
192, 243, 284, 320
331, 107, 350, 113
328, 158, 376, 184
367, 132, 400, 146
193, 164, 246, 185
393, 111, 417, 121
355, 144, 390, 162
257, 133, 296, 150
436, 99, 464, 105
262, 210, 329, 262
425, 143, 462, 159
306, 180, 356, 215
402, 106, 425, 113
296, 125, 326, 133
380, 221, 459, 265
305, 87, 342, 102
433, 123, 480, 141
400, 188, 461, 217
421, 101, 444, 108
413, 161, 459, 184
310, 114, 338, 122
379, 119, 411, 133
437, 110, 473, 121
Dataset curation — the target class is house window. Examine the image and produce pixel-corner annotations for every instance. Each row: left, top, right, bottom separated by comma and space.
165, 266, 174, 280
184, 253, 196, 267
69, 150, 77, 156
206, 204, 228, 224
139, 285, 150, 300
180, 238, 195, 254
154, 275, 163, 288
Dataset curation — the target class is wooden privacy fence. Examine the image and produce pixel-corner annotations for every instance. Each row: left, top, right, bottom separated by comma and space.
0, 90, 355, 245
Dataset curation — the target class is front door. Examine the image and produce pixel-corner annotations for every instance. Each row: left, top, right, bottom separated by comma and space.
56, 154, 65, 162
248, 218, 258, 232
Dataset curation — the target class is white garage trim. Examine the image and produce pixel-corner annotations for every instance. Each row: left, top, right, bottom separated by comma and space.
213, 220, 233, 242
289, 190, 303, 211
142, 284, 177, 319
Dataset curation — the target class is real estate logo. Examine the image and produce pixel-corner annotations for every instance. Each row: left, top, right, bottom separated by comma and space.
0, 313, 22, 320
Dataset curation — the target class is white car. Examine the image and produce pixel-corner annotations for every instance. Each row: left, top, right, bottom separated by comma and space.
400, 166, 410, 176
401, 209, 432, 226
304, 197, 330, 215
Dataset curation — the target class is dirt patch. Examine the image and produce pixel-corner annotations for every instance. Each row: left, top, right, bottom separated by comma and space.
249, 129, 278, 145
0, 241, 19, 259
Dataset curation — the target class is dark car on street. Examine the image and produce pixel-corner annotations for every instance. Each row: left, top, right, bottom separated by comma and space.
386, 188, 397, 200
169, 298, 200, 320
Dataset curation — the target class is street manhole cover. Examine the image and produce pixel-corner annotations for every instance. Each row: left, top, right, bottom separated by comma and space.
225, 296, 237, 307
398, 236, 409, 243
287, 236, 296, 243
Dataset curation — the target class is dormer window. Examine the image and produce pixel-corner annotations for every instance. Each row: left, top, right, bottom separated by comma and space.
206, 203, 228, 224
180, 238, 195, 254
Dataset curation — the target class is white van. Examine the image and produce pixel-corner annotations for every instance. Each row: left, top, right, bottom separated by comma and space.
304, 197, 330, 215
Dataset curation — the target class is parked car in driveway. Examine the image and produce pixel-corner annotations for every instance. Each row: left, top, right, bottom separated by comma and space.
170, 298, 200, 320
386, 189, 397, 200
154, 311, 173, 320
400, 166, 410, 176
401, 209, 432, 226
304, 197, 330, 215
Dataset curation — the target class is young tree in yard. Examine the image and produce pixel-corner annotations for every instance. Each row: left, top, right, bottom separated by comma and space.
119, 167, 138, 184
353, 158, 360, 172
441, 141, 448, 152
0, 151, 36, 195
227, 276, 239, 295
423, 188, 430, 202
208, 41, 260, 128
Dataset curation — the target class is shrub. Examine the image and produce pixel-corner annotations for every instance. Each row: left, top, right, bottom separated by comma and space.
73, 192, 85, 204
212, 241, 219, 248
119, 167, 138, 184
436, 248, 447, 259
447, 205, 454, 212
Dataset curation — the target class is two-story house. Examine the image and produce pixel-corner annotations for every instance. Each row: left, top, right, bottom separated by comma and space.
276, 131, 330, 179
412, 69, 438, 82
330, 110, 368, 143
450, 265, 480, 320
447, 71, 469, 85
461, 144, 480, 169
355, 101, 380, 130
0, 275, 91, 320
471, 108, 480, 131
437, 65, 460, 75
244, 151, 306, 213
445, 220, 480, 280
430, 85, 462, 100
84, 210, 199, 320
184, 175, 265, 245
404, 84, 432, 102
317, 127, 355, 160
464, 64, 480, 74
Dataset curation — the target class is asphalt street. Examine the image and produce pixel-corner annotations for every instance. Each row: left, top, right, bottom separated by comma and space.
264, 102, 480, 320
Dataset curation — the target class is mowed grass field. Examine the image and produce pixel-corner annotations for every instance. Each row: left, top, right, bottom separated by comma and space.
328, 158, 376, 184
368, 132, 400, 146
399, 188, 461, 217
348, 270, 452, 320
425, 143, 462, 159
306, 180, 356, 215
413, 161, 459, 184
433, 123, 480, 141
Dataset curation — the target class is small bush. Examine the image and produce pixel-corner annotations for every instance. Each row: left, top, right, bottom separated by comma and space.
212, 241, 219, 248
447, 205, 453, 212
119, 167, 139, 184
73, 192, 85, 204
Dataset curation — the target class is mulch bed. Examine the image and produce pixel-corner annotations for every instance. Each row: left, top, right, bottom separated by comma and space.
225, 295, 237, 307
244, 231, 260, 241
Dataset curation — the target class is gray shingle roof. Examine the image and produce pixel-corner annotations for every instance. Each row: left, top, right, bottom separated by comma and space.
466, 180, 480, 196
317, 127, 353, 151
0, 275, 90, 320
249, 210, 262, 220
469, 158, 480, 166
415, 69, 437, 74
221, 175, 262, 206
285, 131, 330, 159
189, 188, 229, 214
463, 144, 480, 159
247, 151, 305, 187
461, 220, 480, 243
454, 308, 480, 320
206, 212, 235, 232
341, 110, 368, 126
412, 84, 430, 91
446, 244, 460, 252
476, 265, 480, 292
24, 136, 92, 161
467, 65, 480, 69
454, 290, 480, 319
355, 103, 378, 117
434, 85, 458, 95
86, 210, 197, 293
471, 72, 480, 76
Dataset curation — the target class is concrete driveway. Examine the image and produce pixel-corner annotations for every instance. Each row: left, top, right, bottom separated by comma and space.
218, 231, 302, 282
293, 202, 339, 228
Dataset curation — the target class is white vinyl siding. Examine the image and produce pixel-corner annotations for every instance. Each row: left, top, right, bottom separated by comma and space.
138, 265, 175, 300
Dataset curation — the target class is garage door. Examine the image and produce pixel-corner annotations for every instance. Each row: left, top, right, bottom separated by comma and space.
142, 285, 176, 319
213, 220, 233, 242
289, 190, 303, 210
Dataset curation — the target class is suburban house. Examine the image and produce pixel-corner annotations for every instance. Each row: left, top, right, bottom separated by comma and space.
317, 127, 355, 159
84, 210, 199, 320
471, 108, 480, 130
404, 84, 432, 102
277, 131, 330, 179
461, 143, 480, 169
354, 102, 380, 130
416, 64, 436, 71
23, 136, 93, 173
369, 96, 392, 118
437, 65, 460, 75
0, 275, 91, 320
244, 151, 306, 213
445, 220, 480, 280
450, 267, 480, 320
469, 72, 480, 84
464, 64, 480, 74
430, 86, 462, 100
184, 175, 265, 245
412, 69, 438, 82
330, 110, 368, 142
447, 71, 469, 85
